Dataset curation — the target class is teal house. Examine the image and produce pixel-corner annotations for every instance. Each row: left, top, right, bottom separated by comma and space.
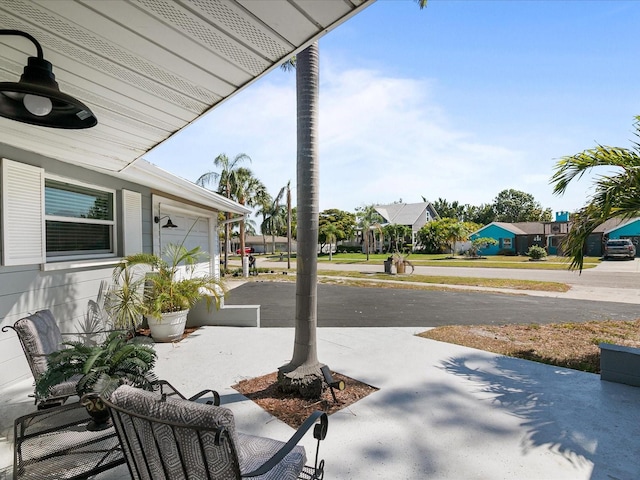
470, 222, 546, 255
604, 218, 640, 256
470, 215, 640, 257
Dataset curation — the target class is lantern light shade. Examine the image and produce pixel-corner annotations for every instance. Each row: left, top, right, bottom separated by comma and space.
0, 29, 97, 129
154, 215, 178, 229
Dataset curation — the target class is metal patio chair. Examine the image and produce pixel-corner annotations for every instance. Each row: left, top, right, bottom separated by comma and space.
104, 384, 328, 480
2, 309, 81, 408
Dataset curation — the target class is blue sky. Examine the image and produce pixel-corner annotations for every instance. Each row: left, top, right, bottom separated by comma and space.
145, 0, 640, 220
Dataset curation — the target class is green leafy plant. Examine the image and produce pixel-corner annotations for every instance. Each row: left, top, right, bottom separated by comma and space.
35, 331, 157, 399
468, 237, 499, 257
113, 243, 226, 320
105, 266, 145, 332
527, 245, 547, 260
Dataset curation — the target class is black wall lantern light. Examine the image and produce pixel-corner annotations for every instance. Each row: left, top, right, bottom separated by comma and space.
154, 215, 178, 229
0, 30, 97, 129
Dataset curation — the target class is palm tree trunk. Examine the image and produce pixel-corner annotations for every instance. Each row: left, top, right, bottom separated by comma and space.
240, 219, 247, 277
278, 42, 323, 398
287, 184, 292, 270
224, 215, 230, 273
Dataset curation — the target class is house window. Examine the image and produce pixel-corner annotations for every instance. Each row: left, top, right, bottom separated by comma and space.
44, 178, 115, 258
502, 238, 512, 248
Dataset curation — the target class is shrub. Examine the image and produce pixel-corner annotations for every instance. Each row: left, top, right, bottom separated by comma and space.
527, 245, 547, 260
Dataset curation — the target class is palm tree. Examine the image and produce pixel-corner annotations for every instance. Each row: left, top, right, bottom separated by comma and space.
551, 115, 640, 271
230, 167, 268, 276
257, 192, 275, 253
261, 185, 288, 254
196, 153, 250, 271
285, 181, 293, 269
356, 204, 384, 260
320, 223, 338, 261
277, 42, 324, 398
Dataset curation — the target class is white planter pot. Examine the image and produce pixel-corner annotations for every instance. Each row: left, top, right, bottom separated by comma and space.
148, 309, 189, 343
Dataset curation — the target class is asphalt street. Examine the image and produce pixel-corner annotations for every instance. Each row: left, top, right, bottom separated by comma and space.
225, 281, 640, 328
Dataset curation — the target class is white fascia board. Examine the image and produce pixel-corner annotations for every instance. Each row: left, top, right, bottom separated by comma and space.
121, 160, 250, 215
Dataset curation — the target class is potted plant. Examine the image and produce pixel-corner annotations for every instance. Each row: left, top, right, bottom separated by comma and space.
113, 243, 226, 342
35, 331, 157, 430
391, 251, 414, 274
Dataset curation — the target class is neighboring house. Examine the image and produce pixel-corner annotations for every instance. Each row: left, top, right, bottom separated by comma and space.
470, 212, 640, 257
601, 218, 640, 257
244, 235, 296, 255
375, 202, 439, 249
470, 222, 545, 256
0, 1, 374, 395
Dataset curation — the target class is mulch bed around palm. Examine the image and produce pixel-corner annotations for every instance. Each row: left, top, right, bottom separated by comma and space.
233, 371, 378, 429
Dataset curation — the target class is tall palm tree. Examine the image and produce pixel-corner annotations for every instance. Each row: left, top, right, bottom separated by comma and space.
551, 115, 640, 271
257, 192, 275, 253
230, 167, 268, 276
196, 153, 251, 271
261, 185, 288, 254
278, 42, 324, 398
285, 181, 293, 269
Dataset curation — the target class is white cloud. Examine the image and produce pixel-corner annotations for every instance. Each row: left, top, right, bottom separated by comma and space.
146, 64, 594, 216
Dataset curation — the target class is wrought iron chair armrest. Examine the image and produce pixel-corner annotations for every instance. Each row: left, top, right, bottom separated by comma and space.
242, 411, 328, 478
189, 389, 221, 406
152, 380, 220, 406
1, 325, 16, 333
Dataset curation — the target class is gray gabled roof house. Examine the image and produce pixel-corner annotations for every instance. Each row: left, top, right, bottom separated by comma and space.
0, 1, 375, 394
375, 202, 439, 247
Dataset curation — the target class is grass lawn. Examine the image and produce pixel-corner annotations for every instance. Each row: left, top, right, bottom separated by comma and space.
419, 320, 640, 374
314, 253, 599, 270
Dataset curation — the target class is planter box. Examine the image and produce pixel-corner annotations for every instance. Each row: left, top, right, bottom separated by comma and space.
187, 297, 260, 327
600, 343, 640, 387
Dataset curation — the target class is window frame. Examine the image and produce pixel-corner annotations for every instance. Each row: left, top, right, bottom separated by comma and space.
44, 174, 118, 261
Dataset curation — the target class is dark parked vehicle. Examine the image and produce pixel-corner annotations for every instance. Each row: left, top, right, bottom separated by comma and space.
604, 239, 636, 260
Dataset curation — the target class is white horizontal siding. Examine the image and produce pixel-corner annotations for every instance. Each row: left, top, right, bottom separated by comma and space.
0, 267, 113, 387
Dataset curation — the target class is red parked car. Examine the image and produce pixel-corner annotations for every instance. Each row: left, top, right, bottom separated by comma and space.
235, 247, 254, 254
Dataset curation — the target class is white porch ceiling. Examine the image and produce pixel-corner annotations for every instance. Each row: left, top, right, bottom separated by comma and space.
0, 0, 374, 175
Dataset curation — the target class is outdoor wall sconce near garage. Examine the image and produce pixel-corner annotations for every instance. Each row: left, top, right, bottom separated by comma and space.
154, 215, 178, 229
0, 29, 97, 129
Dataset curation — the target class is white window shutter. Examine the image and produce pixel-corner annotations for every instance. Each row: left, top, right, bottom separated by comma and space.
2, 159, 45, 266
122, 189, 142, 255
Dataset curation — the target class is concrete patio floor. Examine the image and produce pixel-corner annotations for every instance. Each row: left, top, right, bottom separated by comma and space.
3, 325, 638, 479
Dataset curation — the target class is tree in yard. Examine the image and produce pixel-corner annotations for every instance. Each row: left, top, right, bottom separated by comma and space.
492, 188, 552, 223
278, 1, 429, 398
383, 224, 412, 253
228, 167, 268, 276
551, 115, 640, 271
356, 204, 384, 260
320, 223, 338, 261
318, 208, 356, 253
468, 237, 498, 257
442, 219, 471, 257
259, 189, 287, 255
196, 153, 250, 270
432, 197, 464, 220
464, 203, 496, 225
416, 221, 447, 253
277, 42, 324, 398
